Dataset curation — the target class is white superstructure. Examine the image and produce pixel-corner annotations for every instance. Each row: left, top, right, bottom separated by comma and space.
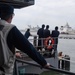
60, 23, 75, 35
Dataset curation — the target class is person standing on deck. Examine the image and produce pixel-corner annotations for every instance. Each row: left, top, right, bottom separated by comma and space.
0, 4, 51, 75
37, 24, 45, 51
51, 26, 60, 50
44, 25, 54, 56
24, 28, 32, 39
44, 25, 50, 38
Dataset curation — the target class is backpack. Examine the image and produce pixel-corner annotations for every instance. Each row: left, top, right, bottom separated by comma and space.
0, 25, 15, 68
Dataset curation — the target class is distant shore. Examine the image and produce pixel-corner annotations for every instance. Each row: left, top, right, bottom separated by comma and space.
59, 34, 75, 39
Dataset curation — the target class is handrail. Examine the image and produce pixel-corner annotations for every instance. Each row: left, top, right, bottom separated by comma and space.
28, 35, 75, 40
16, 58, 75, 75
60, 58, 75, 63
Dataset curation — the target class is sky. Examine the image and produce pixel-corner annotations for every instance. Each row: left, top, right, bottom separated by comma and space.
12, 0, 75, 30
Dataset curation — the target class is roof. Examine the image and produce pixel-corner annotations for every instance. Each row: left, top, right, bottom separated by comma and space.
0, 0, 34, 9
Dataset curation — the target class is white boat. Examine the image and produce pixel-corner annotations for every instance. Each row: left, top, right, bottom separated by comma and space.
60, 23, 75, 35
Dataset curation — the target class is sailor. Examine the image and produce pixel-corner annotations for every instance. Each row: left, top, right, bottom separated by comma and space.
0, 4, 51, 75
37, 24, 45, 51
51, 26, 60, 50
44, 25, 50, 38
24, 28, 32, 39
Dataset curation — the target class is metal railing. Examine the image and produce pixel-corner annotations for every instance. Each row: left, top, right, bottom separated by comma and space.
28, 36, 75, 48
15, 58, 75, 75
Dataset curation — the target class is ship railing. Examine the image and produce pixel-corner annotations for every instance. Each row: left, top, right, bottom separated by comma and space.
15, 58, 75, 75
28, 36, 57, 47
28, 35, 75, 49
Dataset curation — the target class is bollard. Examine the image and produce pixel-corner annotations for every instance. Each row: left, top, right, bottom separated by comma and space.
64, 55, 70, 71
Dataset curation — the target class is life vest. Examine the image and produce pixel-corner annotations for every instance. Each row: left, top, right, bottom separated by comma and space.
44, 36, 54, 50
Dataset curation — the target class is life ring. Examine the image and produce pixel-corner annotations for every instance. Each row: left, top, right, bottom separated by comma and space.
44, 37, 54, 50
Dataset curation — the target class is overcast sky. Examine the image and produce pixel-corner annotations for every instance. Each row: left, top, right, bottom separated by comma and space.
12, 0, 75, 30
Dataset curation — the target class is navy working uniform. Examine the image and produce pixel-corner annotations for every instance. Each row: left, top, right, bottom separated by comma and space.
0, 4, 48, 75
37, 24, 45, 50
44, 25, 50, 38
24, 29, 31, 39
51, 26, 60, 50
0, 19, 47, 75
0, 20, 47, 65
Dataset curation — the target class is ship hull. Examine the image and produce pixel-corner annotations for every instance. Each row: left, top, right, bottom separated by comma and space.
16, 51, 58, 74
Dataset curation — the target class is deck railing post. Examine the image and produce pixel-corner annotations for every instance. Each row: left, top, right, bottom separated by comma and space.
64, 55, 70, 71
33, 36, 37, 49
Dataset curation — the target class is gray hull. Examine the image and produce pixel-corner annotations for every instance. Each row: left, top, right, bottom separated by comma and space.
17, 51, 58, 74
